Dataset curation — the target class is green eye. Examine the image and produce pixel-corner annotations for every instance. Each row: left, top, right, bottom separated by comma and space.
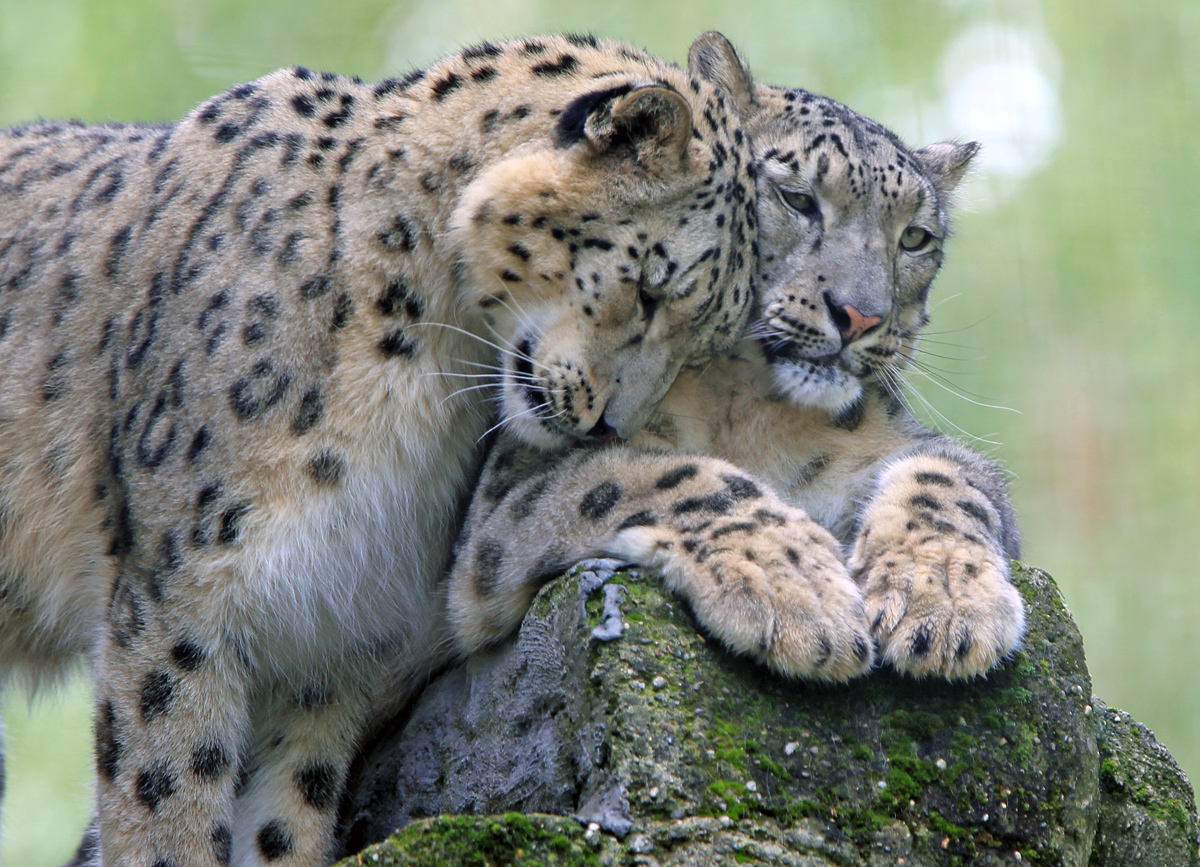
899, 226, 933, 251
779, 189, 820, 218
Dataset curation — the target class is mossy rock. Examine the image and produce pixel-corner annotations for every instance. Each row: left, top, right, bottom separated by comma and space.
338, 814, 602, 866
339, 565, 1198, 866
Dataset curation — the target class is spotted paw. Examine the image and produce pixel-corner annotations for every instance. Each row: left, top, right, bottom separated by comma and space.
611, 504, 874, 681
849, 531, 1024, 679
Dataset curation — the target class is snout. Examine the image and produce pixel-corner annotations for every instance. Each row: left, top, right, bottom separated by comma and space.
824, 293, 883, 346
591, 348, 683, 441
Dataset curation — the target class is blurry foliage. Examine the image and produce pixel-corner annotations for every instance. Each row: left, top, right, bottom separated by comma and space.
1, 0, 1197, 864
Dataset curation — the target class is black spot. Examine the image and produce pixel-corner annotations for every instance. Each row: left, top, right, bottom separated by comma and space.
504, 476, 548, 520
191, 742, 231, 780
511, 541, 564, 587
955, 635, 973, 660
673, 493, 733, 516
722, 475, 761, 500
158, 531, 181, 576
242, 294, 278, 345
291, 388, 323, 435
214, 123, 240, 143
188, 427, 210, 462
308, 450, 345, 486
754, 509, 788, 527
171, 641, 206, 671
212, 825, 233, 866
471, 66, 498, 83
108, 577, 144, 647
135, 392, 177, 469
376, 277, 423, 318
378, 327, 417, 358
579, 481, 621, 520
140, 670, 174, 721
229, 360, 290, 421
794, 454, 830, 485
331, 293, 353, 329
295, 684, 330, 710
957, 499, 992, 529
42, 351, 68, 401
832, 397, 865, 431
532, 54, 579, 76
299, 274, 331, 300
291, 94, 316, 117
655, 464, 698, 490
474, 539, 504, 596
377, 215, 415, 252
463, 41, 502, 60
815, 634, 832, 666
431, 72, 463, 101
911, 627, 931, 658
135, 763, 176, 811
616, 510, 657, 531
854, 637, 870, 663
96, 699, 122, 781
257, 820, 293, 861
218, 503, 249, 545
507, 242, 531, 262
910, 494, 942, 511
294, 762, 339, 811
915, 471, 954, 487
709, 521, 757, 540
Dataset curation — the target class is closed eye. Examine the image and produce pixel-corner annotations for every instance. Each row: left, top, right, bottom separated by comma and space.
638, 287, 659, 320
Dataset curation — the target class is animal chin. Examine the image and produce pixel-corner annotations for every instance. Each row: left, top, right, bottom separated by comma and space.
504, 407, 573, 449
770, 359, 863, 414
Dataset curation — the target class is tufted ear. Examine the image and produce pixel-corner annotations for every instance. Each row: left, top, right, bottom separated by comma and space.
557, 84, 692, 171
687, 31, 755, 118
914, 141, 981, 194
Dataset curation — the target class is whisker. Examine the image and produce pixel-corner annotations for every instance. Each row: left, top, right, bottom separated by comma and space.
883, 365, 1004, 445
438, 382, 507, 408
905, 345, 979, 364
409, 321, 554, 375
906, 368, 1020, 414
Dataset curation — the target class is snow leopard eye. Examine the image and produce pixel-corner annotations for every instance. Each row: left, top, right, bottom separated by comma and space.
899, 225, 933, 252
779, 189, 820, 219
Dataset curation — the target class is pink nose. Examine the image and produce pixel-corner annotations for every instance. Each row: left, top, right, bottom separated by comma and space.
839, 304, 882, 344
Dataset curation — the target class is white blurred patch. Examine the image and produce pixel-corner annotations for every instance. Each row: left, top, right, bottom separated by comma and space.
941, 23, 1062, 204
853, 20, 1062, 211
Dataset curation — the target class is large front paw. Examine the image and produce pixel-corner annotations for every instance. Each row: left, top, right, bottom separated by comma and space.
611, 504, 873, 682
850, 530, 1024, 679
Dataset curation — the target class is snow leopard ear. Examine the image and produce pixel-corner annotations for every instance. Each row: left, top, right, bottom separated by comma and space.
688, 31, 756, 118
557, 84, 692, 170
914, 141, 981, 195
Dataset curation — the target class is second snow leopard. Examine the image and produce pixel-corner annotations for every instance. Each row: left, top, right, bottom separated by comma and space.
449, 33, 1024, 682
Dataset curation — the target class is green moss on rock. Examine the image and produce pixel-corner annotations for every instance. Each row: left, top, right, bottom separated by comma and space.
336, 814, 601, 867
342, 565, 1198, 867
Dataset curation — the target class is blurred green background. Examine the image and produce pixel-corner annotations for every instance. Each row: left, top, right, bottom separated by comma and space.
1, 0, 1197, 862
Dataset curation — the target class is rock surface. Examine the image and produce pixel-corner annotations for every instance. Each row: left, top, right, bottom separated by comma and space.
337, 565, 1198, 866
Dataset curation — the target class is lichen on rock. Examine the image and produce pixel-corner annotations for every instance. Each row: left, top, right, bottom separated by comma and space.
338, 565, 1198, 866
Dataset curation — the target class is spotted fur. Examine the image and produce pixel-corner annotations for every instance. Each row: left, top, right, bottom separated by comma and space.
0, 34, 757, 866
451, 34, 1023, 684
